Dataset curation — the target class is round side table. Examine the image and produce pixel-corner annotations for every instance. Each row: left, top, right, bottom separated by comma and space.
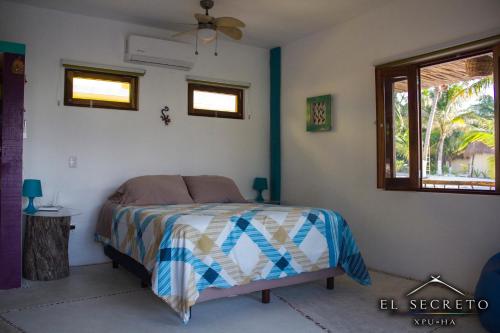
22, 208, 80, 281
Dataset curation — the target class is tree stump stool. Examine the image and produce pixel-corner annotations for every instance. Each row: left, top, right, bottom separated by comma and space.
23, 215, 72, 280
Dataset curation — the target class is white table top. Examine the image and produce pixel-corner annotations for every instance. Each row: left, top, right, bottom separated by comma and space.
23, 207, 81, 217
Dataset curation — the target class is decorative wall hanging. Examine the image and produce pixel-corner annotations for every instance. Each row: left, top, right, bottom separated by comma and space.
306, 94, 331, 132
161, 105, 171, 126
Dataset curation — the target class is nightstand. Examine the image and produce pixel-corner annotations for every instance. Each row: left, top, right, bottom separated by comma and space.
22, 208, 80, 281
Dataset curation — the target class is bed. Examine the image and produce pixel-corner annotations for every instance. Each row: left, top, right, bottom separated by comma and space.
95, 176, 370, 323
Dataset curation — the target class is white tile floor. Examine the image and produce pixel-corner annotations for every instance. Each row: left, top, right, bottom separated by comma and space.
0, 264, 486, 333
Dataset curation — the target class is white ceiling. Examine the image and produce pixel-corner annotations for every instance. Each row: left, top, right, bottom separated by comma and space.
9, 0, 394, 48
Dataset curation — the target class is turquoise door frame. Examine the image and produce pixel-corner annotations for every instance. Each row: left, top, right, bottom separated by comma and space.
270, 47, 281, 202
0, 40, 26, 55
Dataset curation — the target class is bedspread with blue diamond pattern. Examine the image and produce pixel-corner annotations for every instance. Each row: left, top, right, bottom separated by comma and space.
110, 203, 370, 322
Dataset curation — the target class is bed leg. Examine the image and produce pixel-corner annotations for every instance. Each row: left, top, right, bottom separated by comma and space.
326, 277, 335, 290
262, 289, 271, 304
112, 260, 119, 269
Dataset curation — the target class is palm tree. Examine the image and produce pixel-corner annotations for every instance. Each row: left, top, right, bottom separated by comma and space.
457, 112, 495, 178
393, 91, 410, 175
434, 85, 465, 175
422, 86, 443, 178
433, 77, 493, 176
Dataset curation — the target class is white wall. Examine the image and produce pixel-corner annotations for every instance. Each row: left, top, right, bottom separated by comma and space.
0, 1, 269, 265
282, 0, 500, 292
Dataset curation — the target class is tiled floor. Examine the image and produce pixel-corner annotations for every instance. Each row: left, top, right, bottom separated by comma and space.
0, 264, 485, 333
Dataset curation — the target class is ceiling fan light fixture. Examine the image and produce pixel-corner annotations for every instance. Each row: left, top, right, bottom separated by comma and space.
198, 28, 216, 42
172, 0, 245, 56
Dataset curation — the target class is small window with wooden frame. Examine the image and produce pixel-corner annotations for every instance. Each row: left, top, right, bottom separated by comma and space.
376, 35, 500, 194
64, 68, 139, 110
188, 83, 244, 119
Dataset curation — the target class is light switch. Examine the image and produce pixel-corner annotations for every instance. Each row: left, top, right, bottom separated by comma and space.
68, 156, 77, 168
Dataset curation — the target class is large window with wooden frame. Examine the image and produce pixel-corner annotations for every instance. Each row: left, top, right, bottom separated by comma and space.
188, 83, 244, 119
64, 68, 139, 110
376, 35, 500, 194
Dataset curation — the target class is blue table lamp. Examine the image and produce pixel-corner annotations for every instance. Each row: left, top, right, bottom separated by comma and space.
22, 179, 42, 214
253, 177, 268, 203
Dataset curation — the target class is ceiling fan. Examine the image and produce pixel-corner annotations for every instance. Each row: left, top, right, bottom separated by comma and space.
172, 0, 246, 55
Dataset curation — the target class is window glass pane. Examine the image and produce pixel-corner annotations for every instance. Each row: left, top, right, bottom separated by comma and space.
420, 53, 495, 191
392, 79, 410, 178
193, 90, 237, 112
72, 77, 131, 103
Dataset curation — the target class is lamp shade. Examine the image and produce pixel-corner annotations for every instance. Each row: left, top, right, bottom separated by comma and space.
22, 179, 42, 198
253, 177, 268, 191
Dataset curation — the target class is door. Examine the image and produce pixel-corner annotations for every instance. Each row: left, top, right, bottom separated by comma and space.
0, 42, 25, 289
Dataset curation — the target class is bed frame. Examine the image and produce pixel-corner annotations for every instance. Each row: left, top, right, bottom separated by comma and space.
104, 245, 343, 309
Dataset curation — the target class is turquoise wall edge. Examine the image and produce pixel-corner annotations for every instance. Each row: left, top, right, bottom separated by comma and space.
0, 41, 26, 55
270, 47, 281, 202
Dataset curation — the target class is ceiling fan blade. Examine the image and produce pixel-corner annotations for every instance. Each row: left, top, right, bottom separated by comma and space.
214, 17, 245, 28
171, 29, 197, 39
195, 13, 214, 23
217, 27, 243, 40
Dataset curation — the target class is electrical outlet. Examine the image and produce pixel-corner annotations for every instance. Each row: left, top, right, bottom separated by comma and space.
68, 156, 77, 168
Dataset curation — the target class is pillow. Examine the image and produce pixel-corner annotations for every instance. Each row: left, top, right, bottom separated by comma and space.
183, 176, 247, 203
108, 175, 194, 205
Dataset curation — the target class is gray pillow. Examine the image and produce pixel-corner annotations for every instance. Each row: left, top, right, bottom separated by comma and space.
183, 176, 247, 203
109, 175, 194, 205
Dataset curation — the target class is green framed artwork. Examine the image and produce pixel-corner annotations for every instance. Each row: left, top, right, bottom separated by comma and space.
306, 95, 331, 132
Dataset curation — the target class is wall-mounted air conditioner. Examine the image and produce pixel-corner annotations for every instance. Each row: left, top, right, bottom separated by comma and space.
125, 35, 196, 71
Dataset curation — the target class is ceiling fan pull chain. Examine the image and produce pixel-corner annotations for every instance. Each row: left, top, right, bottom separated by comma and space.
214, 32, 218, 56
195, 30, 199, 55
